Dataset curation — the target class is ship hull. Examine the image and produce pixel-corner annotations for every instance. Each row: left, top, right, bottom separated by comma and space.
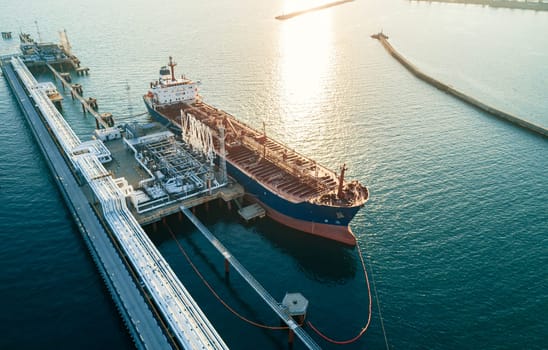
145, 100, 360, 246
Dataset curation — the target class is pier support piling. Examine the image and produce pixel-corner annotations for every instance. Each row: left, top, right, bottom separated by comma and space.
60, 72, 71, 83
282, 293, 309, 349
224, 258, 230, 277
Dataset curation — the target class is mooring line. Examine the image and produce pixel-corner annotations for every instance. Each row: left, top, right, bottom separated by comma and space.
165, 220, 389, 347
164, 222, 289, 330
365, 243, 390, 350
307, 241, 373, 344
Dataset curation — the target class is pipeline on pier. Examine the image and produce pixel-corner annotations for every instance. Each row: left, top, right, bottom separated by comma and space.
372, 32, 548, 138
9, 56, 229, 350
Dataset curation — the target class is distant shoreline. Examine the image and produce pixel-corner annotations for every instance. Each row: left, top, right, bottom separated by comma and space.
410, 0, 548, 11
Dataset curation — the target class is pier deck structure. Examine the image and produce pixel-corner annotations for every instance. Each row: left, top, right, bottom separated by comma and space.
47, 63, 111, 129
3, 56, 229, 350
99, 124, 243, 226
1, 56, 171, 350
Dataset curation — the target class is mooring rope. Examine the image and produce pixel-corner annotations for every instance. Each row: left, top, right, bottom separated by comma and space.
306, 241, 373, 344
165, 221, 389, 346
366, 247, 390, 350
164, 222, 289, 330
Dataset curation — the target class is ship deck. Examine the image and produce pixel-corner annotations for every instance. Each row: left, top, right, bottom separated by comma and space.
149, 98, 367, 207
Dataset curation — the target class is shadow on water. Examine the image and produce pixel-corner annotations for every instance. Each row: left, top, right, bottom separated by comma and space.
179, 233, 286, 349
145, 212, 287, 349
145, 203, 359, 283
253, 218, 358, 284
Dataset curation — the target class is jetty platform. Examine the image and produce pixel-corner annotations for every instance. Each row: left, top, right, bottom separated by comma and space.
1, 57, 174, 349
275, 0, 354, 20
372, 32, 548, 138
2, 55, 230, 349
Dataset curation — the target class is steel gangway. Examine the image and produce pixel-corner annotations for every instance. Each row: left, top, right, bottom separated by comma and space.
11, 57, 228, 349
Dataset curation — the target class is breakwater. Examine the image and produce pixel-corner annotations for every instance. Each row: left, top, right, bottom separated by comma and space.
275, 0, 354, 20
372, 33, 548, 138
410, 0, 548, 12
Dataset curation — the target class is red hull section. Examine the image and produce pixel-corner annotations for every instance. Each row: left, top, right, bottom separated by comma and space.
252, 197, 357, 246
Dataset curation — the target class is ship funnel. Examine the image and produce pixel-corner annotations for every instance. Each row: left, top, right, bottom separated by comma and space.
168, 56, 177, 81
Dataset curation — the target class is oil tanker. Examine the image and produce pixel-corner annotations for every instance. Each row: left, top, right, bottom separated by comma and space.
144, 57, 368, 245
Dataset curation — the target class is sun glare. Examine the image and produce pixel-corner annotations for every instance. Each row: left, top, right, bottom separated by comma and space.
278, 2, 334, 142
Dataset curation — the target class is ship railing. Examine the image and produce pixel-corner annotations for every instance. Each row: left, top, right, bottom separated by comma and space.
212, 107, 339, 187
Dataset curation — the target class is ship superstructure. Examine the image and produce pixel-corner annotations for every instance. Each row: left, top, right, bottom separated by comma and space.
144, 57, 368, 245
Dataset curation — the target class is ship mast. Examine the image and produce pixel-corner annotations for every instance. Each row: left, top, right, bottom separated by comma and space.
168, 56, 177, 82
337, 163, 347, 199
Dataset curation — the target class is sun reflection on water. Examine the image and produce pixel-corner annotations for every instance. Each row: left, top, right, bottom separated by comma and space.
277, 3, 334, 146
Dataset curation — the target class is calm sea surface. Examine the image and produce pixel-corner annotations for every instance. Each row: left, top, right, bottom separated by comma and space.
1, 0, 546, 349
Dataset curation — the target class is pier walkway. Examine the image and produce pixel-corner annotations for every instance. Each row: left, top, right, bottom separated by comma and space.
373, 33, 548, 138
6, 56, 228, 349
2, 59, 171, 350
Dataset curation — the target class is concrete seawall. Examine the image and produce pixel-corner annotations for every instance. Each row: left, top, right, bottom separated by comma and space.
275, 0, 354, 20
373, 34, 548, 138
410, 0, 548, 12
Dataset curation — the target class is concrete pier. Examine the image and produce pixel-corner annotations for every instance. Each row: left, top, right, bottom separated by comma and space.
76, 67, 90, 75
3, 56, 230, 350
275, 0, 354, 20
1, 59, 173, 350
60, 72, 71, 82
372, 33, 548, 138
410, 0, 548, 12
